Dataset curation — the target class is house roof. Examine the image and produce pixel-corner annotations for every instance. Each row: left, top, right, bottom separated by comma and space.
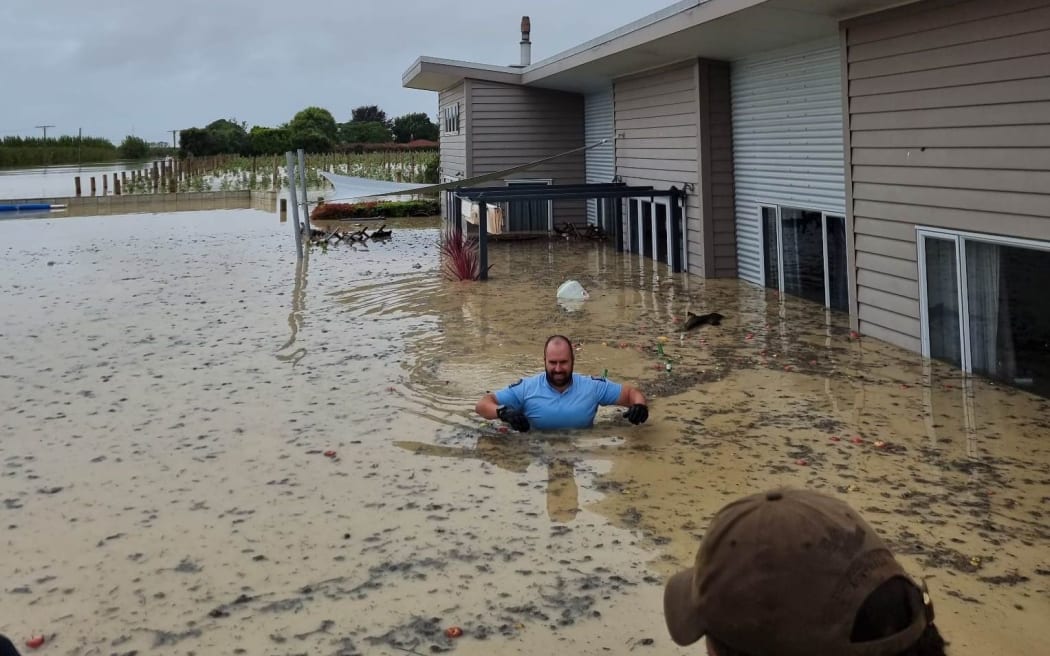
402, 0, 918, 93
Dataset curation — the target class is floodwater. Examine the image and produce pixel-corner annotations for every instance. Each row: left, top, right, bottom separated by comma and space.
0, 162, 159, 200
0, 210, 1047, 655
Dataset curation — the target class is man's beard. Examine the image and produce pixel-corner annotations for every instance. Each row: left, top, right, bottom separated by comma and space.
546, 369, 572, 387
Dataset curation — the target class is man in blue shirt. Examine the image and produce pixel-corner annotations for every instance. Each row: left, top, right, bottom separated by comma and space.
475, 335, 649, 432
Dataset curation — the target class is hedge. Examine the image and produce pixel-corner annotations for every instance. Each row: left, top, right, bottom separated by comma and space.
311, 199, 441, 220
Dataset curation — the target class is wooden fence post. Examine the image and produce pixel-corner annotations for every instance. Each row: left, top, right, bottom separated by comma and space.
74, 176, 82, 197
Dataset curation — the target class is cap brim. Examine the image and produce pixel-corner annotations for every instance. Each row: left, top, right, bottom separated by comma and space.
664, 568, 707, 646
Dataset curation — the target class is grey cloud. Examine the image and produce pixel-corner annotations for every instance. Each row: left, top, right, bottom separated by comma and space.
1, 0, 673, 144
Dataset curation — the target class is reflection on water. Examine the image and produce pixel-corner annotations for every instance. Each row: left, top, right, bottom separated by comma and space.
275, 245, 310, 366
0, 160, 156, 199
0, 210, 1046, 655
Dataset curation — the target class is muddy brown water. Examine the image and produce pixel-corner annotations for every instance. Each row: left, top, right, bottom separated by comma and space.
1, 210, 1047, 655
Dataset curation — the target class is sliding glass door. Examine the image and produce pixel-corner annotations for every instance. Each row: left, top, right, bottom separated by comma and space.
760, 205, 848, 311
625, 197, 685, 271
919, 229, 1050, 397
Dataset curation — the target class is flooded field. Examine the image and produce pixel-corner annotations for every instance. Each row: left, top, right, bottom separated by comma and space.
0, 162, 153, 200
1, 209, 1047, 655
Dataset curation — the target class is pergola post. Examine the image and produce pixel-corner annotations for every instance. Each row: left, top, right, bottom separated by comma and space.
670, 189, 684, 272
478, 200, 489, 280
614, 197, 624, 253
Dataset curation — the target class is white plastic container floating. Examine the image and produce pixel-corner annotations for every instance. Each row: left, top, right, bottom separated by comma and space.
556, 280, 589, 300
556, 280, 589, 312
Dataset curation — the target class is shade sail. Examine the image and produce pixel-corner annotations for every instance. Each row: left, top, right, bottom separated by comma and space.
320, 139, 610, 202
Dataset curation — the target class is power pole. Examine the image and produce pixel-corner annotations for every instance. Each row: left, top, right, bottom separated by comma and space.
35, 124, 55, 140
170, 129, 179, 150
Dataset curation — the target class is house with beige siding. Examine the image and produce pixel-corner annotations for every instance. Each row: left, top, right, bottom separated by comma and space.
403, 0, 1050, 397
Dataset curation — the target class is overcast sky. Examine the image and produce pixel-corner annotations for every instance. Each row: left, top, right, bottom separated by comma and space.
1, 0, 675, 145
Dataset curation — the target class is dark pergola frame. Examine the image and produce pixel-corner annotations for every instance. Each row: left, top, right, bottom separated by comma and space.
447, 182, 687, 279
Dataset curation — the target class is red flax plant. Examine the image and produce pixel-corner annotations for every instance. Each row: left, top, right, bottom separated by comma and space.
440, 224, 490, 281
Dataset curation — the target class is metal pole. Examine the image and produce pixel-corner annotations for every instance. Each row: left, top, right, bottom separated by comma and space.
453, 195, 463, 233
285, 151, 303, 259
478, 200, 489, 281
297, 149, 311, 234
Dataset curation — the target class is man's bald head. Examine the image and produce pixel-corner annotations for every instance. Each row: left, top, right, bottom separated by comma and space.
543, 335, 575, 389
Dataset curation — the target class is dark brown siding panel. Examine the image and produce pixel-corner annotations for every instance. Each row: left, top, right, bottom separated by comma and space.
705, 60, 737, 278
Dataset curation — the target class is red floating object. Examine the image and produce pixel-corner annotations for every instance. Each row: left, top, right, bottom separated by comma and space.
849, 331, 860, 339
829, 436, 840, 442
323, 450, 337, 458
795, 459, 808, 466
445, 626, 463, 639
26, 636, 45, 649
851, 437, 864, 445
745, 333, 754, 340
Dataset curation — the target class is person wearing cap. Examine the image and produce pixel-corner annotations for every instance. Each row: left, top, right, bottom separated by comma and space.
0, 635, 21, 656
664, 488, 947, 656
475, 334, 649, 432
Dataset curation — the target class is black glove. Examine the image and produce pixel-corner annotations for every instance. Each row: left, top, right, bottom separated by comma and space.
497, 406, 530, 432
623, 404, 649, 425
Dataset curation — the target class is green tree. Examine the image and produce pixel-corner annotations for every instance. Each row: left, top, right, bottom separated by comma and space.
206, 118, 250, 155
288, 107, 338, 153
249, 126, 290, 155
288, 129, 333, 153
339, 121, 391, 144
179, 127, 216, 157
391, 112, 438, 143
118, 136, 150, 159
350, 105, 388, 125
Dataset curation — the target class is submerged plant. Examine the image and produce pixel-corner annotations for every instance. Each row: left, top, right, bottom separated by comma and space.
440, 225, 484, 281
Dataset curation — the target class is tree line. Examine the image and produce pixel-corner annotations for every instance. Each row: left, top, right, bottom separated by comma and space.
0, 104, 437, 167
0, 135, 165, 167
178, 105, 439, 158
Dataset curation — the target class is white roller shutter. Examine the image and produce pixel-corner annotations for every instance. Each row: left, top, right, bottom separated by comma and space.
731, 38, 845, 285
585, 88, 615, 224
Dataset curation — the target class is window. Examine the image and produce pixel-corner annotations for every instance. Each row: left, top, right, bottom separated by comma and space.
442, 103, 460, 134
759, 205, 848, 310
504, 179, 552, 233
918, 229, 1050, 398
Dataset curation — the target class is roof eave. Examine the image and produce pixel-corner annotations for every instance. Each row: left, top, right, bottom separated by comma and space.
402, 56, 524, 92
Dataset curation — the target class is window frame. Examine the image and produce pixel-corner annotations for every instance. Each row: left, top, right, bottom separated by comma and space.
916, 226, 1050, 373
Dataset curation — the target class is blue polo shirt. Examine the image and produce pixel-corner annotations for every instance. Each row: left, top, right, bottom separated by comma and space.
494, 372, 623, 430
